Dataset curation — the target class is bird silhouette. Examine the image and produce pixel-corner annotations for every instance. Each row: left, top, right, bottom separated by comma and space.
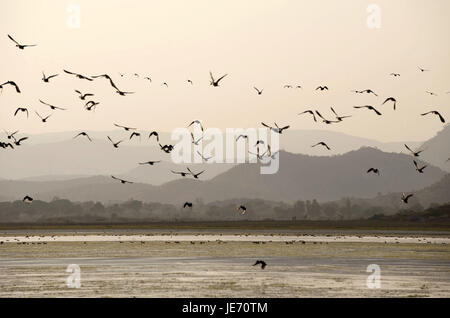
75, 90, 94, 100
129, 132, 141, 140
13, 136, 28, 146
74, 132, 92, 142
353, 105, 382, 116
159, 143, 174, 153
4, 130, 19, 140
426, 91, 437, 96
84, 101, 99, 111
114, 123, 137, 131
311, 142, 330, 150
315, 86, 329, 91
413, 160, 427, 173
149, 131, 160, 142
401, 193, 413, 203
315, 111, 338, 124
183, 202, 193, 208
111, 176, 133, 184
209, 71, 227, 87
188, 120, 204, 131
298, 110, 317, 122
236, 134, 248, 141
382, 97, 397, 110
191, 133, 203, 145
107, 136, 123, 148
367, 168, 380, 175
284, 85, 292, 88
8, 35, 36, 49
330, 107, 351, 121
253, 260, 266, 269
0, 141, 14, 149
418, 66, 429, 72
404, 144, 424, 157
42, 72, 58, 83
390, 73, 401, 77
35, 111, 52, 123
139, 160, 161, 166
14, 107, 29, 118
421, 111, 445, 123
63, 69, 93, 81
39, 99, 66, 111
237, 205, 247, 214
254, 87, 263, 95
171, 170, 190, 177
0, 81, 21, 93
22, 195, 33, 202
187, 167, 205, 179
261, 122, 290, 134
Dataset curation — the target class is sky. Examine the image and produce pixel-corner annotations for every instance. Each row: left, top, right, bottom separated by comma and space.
1, 0, 449, 142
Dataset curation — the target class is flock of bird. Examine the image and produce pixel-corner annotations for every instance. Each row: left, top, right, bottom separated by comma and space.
2, 33, 449, 213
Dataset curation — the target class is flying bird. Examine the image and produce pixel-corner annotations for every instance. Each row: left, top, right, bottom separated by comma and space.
187, 79, 193, 85
13, 136, 28, 146
311, 142, 330, 150
0, 141, 14, 149
191, 132, 203, 145
162, 82, 169, 87
283, 85, 292, 88
4, 130, 19, 140
418, 66, 429, 72
14, 107, 29, 118
188, 120, 204, 131
107, 136, 123, 148
298, 110, 317, 122
114, 123, 137, 131
237, 205, 247, 215
254, 87, 263, 95
236, 134, 248, 141
63, 69, 93, 81
315, 111, 338, 124
39, 99, 66, 111
187, 167, 205, 179
159, 143, 174, 153
73, 132, 92, 142
75, 90, 94, 100
353, 105, 382, 116
367, 168, 380, 175
209, 71, 227, 87
382, 97, 397, 110
144, 76, 152, 82
171, 170, 190, 177
8, 34, 36, 49
35, 111, 52, 123
404, 144, 424, 157
42, 72, 58, 83
111, 176, 133, 184
183, 202, 193, 208
401, 193, 414, 203
390, 73, 401, 77
261, 122, 290, 134
360, 89, 378, 96
253, 260, 266, 270
413, 160, 427, 173
426, 91, 437, 96
139, 160, 161, 166
421, 111, 445, 123
148, 131, 160, 142
129, 132, 141, 140
197, 150, 213, 162
315, 86, 329, 91
0, 81, 21, 93
330, 107, 351, 121
22, 196, 33, 202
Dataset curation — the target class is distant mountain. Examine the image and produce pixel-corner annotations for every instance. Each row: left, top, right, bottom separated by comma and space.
418, 124, 450, 172
0, 129, 422, 182
0, 148, 445, 204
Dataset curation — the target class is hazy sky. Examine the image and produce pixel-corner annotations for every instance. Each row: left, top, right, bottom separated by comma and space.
1, 0, 449, 142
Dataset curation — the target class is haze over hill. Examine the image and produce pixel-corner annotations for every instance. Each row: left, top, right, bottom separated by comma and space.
0, 128, 424, 182
0, 148, 445, 205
